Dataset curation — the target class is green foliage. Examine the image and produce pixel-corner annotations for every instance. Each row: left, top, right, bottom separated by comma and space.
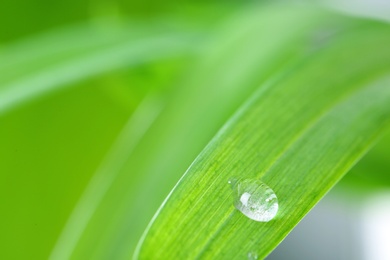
0, 2, 389, 260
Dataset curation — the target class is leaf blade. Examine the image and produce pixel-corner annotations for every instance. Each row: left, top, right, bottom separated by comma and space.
0, 22, 200, 115
135, 13, 390, 259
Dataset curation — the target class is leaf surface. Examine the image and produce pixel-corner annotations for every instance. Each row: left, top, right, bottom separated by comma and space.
135, 10, 390, 260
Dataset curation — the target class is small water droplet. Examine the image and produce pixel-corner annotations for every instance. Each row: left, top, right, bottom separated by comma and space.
247, 251, 258, 260
229, 178, 278, 222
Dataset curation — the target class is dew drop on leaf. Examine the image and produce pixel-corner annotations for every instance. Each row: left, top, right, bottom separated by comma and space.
229, 178, 278, 222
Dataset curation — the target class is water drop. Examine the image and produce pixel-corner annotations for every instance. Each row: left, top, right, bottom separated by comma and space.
229, 178, 278, 222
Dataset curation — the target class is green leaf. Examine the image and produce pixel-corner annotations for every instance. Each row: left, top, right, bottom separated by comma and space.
0, 20, 200, 115
341, 128, 390, 189
135, 11, 390, 260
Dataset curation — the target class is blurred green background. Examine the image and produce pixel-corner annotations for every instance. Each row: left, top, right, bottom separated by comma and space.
1, 1, 155, 258
0, 1, 218, 258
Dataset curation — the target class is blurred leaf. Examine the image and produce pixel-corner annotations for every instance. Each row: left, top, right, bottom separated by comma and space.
135, 9, 390, 260
341, 129, 390, 189
50, 95, 164, 260
0, 15, 202, 260
0, 20, 202, 115
0, 83, 131, 260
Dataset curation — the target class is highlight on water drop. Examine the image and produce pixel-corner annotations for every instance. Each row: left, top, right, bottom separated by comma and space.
229, 178, 278, 222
